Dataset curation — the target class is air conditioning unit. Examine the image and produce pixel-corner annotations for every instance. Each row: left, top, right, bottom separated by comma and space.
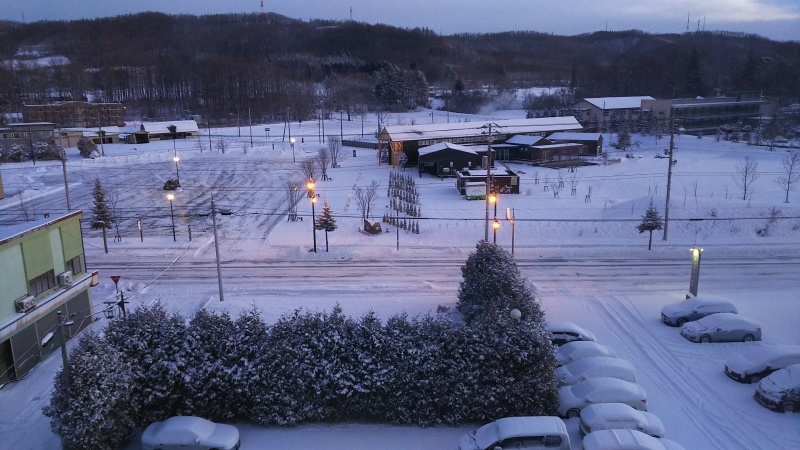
58, 271, 73, 286
15, 296, 36, 313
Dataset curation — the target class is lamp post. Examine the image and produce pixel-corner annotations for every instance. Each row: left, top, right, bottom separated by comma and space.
340, 110, 344, 142
265, 127, 270, 140
493, 219, 500, 244
689, 246, 703, 297
307, 179, 317, 253
506, 207, 516, 255
167, 194, 176, 242
56, 311, 73, 399
489, 191, 498, 243
291, 138, 296, 163
173, 156, 180, 186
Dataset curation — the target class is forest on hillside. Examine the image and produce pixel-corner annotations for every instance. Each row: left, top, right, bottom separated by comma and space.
0, 12, 798, 124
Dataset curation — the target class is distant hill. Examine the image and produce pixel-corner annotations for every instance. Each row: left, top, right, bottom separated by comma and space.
0, 12, 797, 122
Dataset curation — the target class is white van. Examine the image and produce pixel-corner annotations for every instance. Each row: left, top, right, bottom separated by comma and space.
458, 416, 570, 450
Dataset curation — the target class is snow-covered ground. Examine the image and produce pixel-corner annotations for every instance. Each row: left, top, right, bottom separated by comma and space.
1, 107, 799, 449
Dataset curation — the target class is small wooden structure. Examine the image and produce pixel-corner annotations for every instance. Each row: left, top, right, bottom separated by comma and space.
417, 142, 483, 177
455, 168, 520, 195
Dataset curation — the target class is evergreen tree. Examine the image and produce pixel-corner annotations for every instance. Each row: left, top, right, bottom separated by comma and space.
43, 332, 137, 450
91, 177, 113, 229
457, 241, 545, 325
637, 199, 664, 250
315, 202, 338, 252
617, 126, 632, 151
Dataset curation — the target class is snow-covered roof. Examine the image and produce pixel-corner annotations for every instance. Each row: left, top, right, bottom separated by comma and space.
580, 96, 654, 110
139, 120, 199, 134
382, 117, 581, 142
418, 142, 477, 156
532, 143, 582, 149
547, 132, 602, 141
0, 211, 82, 245
504, 135, 550, 146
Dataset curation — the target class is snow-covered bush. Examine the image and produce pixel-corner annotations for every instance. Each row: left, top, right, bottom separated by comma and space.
76, 136, 98, 158
44, 332, 137, 450
457, 241, 545, 325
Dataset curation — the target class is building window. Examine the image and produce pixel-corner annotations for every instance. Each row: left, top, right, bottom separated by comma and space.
66, 255, 84, 275
28, 270, 56, 297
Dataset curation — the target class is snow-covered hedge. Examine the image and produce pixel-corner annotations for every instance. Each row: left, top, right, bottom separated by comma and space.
45, 302, 557, 448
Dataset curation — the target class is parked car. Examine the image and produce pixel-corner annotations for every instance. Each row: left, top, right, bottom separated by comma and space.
579, 403, 665, 438
141, 416, 240, 450
546, 321, 597, 346
581, 429, 685, 450
755, 363, 800, 413
457, 416, 571, 450
725, 345, 800, 383
660, 297, 738, 327
679, 313, 761, 343
555, 357, 637, 386
557, 377, 647, 418
556, 341, 617, 366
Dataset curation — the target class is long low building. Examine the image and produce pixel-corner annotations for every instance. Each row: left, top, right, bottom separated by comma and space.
379, 116, 582, 166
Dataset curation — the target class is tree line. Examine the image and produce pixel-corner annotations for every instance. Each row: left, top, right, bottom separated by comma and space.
1, 13, 798, 125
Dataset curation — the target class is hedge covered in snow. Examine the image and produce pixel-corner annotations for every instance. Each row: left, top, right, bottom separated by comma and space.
45, 242, 557, 449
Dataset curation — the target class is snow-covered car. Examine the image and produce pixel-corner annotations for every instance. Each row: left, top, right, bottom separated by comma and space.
141, 416, 241, 450
679, 313, 761, 343
555, 356, 637, 386
755, 363, 800, 413
660, 297, 738, 327
546, 321, 596, 346
556, 341, 617, 366
557, 377, 647, 418
579, 403, 665, 438
457, 416, 571, 450
725, 345, 800, 383
581, 429, 685, 450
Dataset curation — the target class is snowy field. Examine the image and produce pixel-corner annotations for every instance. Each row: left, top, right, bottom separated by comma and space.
1, 107, 799, 449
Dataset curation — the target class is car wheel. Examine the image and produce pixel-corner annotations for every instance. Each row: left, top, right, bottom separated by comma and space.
676, 318, 688, 327
742, 334, 755, 342
749, 375, 761, 384
700, 335, 712, 343
566, 408, 581, 419
783, 402, 796, 413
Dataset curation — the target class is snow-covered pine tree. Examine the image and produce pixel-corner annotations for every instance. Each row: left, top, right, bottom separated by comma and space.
103, 303, 187, 425
457, 241, 544, 325
44, 332, 137, 450
181, 309, 237, 420
91, 177, 113, 229
637, 199, 664, 250
315, 202, 337, 252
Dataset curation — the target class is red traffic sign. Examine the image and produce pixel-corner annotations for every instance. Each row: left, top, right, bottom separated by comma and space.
110, 276, 121, 284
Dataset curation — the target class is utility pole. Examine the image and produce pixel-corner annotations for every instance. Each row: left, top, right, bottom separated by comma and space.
56, 311, 70, 399
211, 197, 225, 301
61, 149, 71, 211
483, 123, 495, 242
663, 120, 675, 241
248, 108, 253, 148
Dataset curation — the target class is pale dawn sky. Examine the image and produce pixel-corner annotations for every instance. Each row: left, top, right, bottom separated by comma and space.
2, 0, 798, 41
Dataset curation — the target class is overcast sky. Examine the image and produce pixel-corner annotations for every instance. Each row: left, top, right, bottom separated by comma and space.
2, 0, 799, 41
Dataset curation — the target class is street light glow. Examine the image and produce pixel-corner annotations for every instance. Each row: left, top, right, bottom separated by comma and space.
173, 156, 180, 163
167, 193, 175, 201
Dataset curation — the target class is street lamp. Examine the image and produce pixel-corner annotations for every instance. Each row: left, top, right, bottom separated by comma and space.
506, 207, 516, 256
689, 246, 703, 297
307, 179, 317, 253
291, 138, 296, 163
173, 156, 180, 186
492, 219, 500, 244
340, 110, 344, 142
167, 194, 176, 242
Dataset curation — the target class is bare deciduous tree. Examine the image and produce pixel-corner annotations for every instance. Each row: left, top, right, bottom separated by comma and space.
775, 151, 799, 203
354, 180, 380, 221
299, 159, 316, 183
328, 137, 344, 168
284, 179, 304, 221
215, 138, 227, 154
315, 148, 330, 181
733, 156, 759, 200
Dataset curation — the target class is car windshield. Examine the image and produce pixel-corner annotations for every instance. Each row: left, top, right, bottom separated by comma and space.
473, 423, 501, 449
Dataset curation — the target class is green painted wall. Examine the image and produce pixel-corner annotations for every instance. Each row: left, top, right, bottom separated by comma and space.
21, 235, 53, 279
49, 229, 65, 276
0, 246, 26, 319
60, 219, 83, 263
